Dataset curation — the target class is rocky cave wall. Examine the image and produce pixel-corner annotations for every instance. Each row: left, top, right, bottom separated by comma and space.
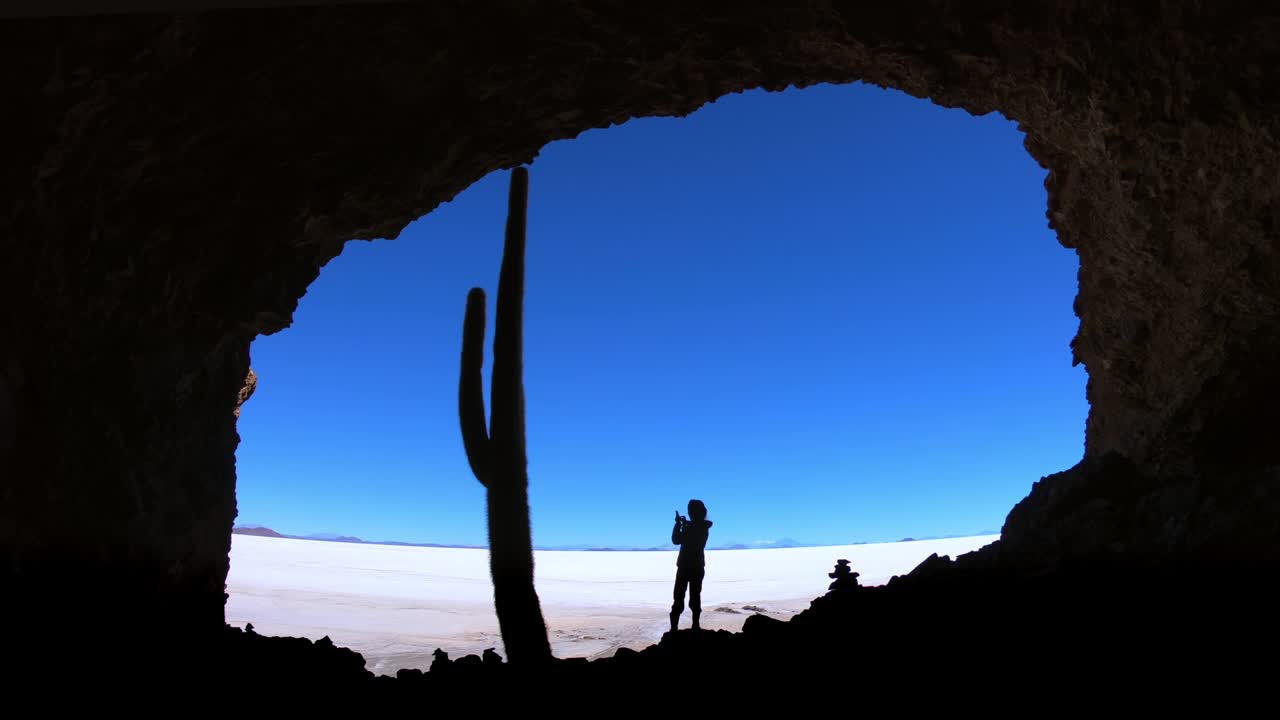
2, 1, 1278, 628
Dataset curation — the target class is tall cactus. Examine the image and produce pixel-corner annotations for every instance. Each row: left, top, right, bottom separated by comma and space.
458, 166, 552, 664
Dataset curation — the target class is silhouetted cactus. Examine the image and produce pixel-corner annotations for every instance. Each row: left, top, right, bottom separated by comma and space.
458, 166, 552, 664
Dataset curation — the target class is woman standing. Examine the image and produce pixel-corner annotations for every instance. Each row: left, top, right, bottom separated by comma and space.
670, 499, 713, 632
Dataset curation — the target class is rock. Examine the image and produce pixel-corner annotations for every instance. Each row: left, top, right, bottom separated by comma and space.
909, 553, 954, 580
742, 613, 787, 636
612, 647, 641, 664
827, 559, 861, 591
234, 368, 257, 419
3, 0, 1279, 659
429, 648, 451, 673
455, 654, 483, 670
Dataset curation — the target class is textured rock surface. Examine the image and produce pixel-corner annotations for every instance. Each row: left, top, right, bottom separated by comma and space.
2, 2, 1279, 627
236, 368, 258, 419
997, 453, 1280, 568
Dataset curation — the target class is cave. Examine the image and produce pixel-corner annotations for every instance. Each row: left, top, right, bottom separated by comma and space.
2, 1, 1278, 702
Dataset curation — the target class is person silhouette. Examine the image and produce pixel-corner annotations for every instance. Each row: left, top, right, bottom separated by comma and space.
670, 499, 713, 632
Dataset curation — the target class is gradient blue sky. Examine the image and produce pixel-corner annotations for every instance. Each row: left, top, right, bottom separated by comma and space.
235, 81, 1087, 548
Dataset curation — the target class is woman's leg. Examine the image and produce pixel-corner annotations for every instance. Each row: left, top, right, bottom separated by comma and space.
670, 568, 689, 632
689, 567, 705, 630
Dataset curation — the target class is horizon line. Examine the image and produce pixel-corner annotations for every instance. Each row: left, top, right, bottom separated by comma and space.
232, 525, 1002, 551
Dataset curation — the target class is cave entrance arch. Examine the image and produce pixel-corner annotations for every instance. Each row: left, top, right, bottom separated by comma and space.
227, 81, 1086, 672
4, 5, 1275, 651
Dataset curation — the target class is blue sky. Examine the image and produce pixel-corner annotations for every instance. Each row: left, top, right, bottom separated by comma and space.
235, 81, 1087, 548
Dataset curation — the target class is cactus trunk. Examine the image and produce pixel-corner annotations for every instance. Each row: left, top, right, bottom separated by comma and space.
487, 479, 550, 663
457, 167, 552, 664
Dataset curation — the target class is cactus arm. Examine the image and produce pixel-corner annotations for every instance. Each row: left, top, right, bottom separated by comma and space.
459, 287, 492, 487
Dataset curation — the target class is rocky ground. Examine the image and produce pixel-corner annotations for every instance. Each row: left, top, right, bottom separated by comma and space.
19, 552, 1267, 711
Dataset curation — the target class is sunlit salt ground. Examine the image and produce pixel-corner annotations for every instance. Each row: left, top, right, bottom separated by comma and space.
226, 533, 998, 676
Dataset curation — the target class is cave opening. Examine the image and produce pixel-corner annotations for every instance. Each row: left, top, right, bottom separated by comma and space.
7, 2, 1279, 699
226, 81, 1086, 673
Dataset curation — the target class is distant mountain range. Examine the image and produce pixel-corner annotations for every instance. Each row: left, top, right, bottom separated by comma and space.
232, 526, 486, 549
231, 525, 285, 538
232, 525, 999, 551
298, 532, 365, 544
